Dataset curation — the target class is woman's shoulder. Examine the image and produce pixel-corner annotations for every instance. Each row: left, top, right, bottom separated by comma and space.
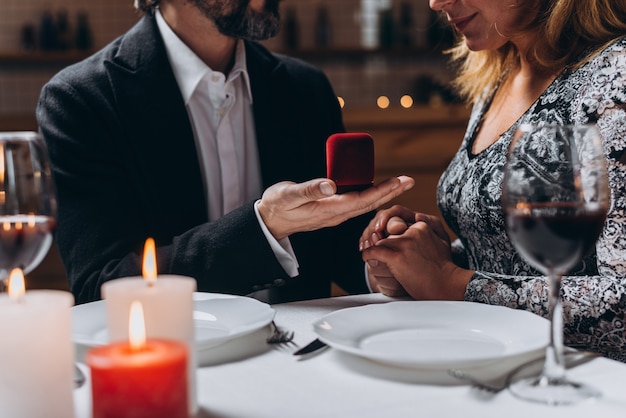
584, 36, 626, 71
569, 36, 626, 99
603, 35, 626, 52
555, 36, 626, 126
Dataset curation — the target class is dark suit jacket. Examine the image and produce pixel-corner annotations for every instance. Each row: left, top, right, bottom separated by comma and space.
37, 15, 371, 304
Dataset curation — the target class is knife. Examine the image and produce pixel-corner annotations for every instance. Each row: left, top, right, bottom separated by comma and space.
293, 338, 329, 357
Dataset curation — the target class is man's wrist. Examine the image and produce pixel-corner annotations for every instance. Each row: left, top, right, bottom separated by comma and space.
254, 200, 299, 277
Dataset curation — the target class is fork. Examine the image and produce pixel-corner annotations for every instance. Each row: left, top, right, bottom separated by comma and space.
74, 363, 86, 388
448, 351, 600, 394
447, 368, 508, 394
266, 320, 295, 345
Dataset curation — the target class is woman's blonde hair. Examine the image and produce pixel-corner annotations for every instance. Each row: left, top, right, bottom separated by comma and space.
449, 0, 626, 104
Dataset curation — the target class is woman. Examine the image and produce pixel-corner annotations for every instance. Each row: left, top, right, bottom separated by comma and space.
360, 0, 626, 361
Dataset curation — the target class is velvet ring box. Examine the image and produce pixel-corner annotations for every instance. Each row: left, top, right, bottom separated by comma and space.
326, 133, 375, 194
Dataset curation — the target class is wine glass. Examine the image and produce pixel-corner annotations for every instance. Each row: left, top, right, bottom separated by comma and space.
0, 132, 56, 292
502, 123, 609, 405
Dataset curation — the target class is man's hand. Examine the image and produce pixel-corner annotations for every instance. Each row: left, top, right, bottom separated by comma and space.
257, 176, 414, 241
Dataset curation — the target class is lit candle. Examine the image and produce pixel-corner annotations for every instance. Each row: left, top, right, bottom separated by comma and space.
0, 268, 75, 418
87, 301, 189, 418
101, 238, 197, 414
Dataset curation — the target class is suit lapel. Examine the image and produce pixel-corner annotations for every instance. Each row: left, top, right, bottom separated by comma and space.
246, 43, 306, 189
106, 16, 207, 224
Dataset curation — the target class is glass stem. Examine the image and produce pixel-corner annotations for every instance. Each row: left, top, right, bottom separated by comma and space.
543, 272, 566, 382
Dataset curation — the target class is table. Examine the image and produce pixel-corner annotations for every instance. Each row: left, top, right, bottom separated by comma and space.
73, 294, 626, 417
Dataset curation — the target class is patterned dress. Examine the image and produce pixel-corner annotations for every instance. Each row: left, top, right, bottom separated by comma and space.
437, 37, 626, 361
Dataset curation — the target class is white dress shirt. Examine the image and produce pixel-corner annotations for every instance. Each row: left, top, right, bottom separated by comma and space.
155, 10, 299, 278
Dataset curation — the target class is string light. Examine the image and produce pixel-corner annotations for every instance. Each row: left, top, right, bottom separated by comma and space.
400, 95, 414, 108
377, 96, 390, 109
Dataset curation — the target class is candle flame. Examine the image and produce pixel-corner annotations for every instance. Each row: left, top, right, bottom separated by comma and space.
128, 300, 146, 351
142, 237, 157, 286
8, 268, 25, 301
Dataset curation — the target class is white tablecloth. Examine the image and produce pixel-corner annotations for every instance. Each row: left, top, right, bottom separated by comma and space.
74, 293, 626, 417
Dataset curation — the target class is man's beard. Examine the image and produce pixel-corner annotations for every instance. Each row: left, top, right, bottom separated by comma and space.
190, 0, 281, 41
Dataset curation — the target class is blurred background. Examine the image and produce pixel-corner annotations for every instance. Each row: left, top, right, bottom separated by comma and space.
0, 0, 468, 290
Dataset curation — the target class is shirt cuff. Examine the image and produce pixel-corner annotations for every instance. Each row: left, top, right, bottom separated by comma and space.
254, 200, 299, 277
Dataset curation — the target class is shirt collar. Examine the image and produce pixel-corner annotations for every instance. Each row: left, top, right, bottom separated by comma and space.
155, 9, 253, 104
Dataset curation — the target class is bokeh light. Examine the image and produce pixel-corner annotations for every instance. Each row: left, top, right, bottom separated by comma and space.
400, 95, 414, 108
377, 96, 390, 109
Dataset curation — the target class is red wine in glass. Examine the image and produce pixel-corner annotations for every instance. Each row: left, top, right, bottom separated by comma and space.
502, 123, 609, 405
506, 202, 606, 274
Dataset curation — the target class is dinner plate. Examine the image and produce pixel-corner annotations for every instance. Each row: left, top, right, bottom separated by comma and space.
313, 301, 549, 369
72, 292, 275, 351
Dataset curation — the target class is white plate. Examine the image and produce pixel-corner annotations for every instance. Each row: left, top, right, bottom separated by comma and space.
72, 292, 275, 351
314, 301, 549, 369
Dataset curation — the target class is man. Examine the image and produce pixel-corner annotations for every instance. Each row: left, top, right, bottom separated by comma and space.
36, 0, 413, 304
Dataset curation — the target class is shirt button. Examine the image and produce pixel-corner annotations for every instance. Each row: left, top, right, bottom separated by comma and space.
273, 278, 285, 287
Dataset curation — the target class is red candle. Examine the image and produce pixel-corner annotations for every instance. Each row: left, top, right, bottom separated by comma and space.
87, 302, 189, 418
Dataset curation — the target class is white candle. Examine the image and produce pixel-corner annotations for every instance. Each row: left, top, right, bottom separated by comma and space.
101, 238, 197, 415
0, 269, 75, 418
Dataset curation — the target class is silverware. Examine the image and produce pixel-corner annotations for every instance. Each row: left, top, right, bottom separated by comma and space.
293, 338, 329, 357
447, 368, 509, 394
266, 320, 295, 345
74, 363, 85, 388
448, 350, 600, 394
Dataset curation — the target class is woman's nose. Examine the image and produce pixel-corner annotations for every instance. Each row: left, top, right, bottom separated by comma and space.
429, 0, 455, 11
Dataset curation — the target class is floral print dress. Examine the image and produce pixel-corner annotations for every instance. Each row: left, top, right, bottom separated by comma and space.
437, 37, 626, 361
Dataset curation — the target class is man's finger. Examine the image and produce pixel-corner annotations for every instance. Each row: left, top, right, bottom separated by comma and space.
353, 176, 414, 212
278, 178, 337, 209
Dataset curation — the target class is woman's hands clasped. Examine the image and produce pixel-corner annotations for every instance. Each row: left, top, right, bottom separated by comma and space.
359, 205, 473, 300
